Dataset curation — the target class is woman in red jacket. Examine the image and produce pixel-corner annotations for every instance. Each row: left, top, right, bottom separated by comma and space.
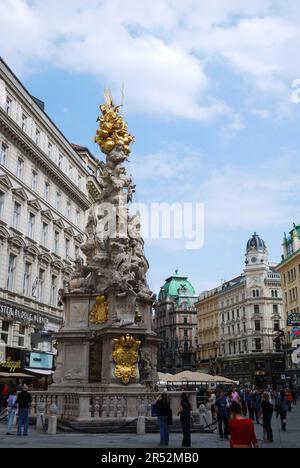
229, 402, 259, 449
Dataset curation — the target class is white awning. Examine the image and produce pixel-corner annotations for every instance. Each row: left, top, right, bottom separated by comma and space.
24, 368, 54, 376
0, 372, 35, 378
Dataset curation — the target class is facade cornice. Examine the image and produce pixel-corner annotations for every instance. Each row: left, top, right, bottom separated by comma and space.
0, 59, 90, 174
0, 108, 91, 210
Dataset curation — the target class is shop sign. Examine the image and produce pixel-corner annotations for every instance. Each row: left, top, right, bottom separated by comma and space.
292, 339, 300, 349
0, 302, 48, 326
291, 349, 300, 366
0, 347, 22, 373
255, 371, 266, 376
287, 312, 300, 327
0, 357, 21, 372
24, 351, 54, 370
291, 327, 300, 337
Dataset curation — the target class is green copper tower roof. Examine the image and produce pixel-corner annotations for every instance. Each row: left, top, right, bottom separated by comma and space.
159, 270, 196, 300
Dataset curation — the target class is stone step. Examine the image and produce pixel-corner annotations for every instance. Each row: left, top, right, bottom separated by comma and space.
57, 418, 215, 434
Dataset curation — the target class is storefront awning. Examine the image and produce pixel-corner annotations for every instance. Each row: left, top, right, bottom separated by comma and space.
24, 368, 54, 376
0, 372, 35, 378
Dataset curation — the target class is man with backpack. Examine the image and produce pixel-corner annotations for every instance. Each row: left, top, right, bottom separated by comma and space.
16, 384, 32, 436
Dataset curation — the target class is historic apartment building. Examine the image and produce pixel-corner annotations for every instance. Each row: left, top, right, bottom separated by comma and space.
0, 58, 93, 378
195, 286, 221, 373
197, 234, 285, 387
154, 271, 198, 374
277, 224, 300, 388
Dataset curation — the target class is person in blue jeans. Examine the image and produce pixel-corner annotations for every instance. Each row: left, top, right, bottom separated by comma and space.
16, 385, 32, 436
156, 393, 171, 446
215, 392, 229, 440
6, 388, 17, 435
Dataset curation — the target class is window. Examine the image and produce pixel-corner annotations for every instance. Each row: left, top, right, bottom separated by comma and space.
16, 158, 24, 179
48, 142, 53, 158
222, 314, 225, 323
76, 210, 80, 225
12, 202, 21, 229
55, 192, 61, 210
35, 128, 41, 145
0, 142, 8, 165
75, 245, 80, 258
37, 269, 45, 302
274, 321, 280, 332
254, 305, 260, 314
21, 113, 27, 132
69, 164, 73, 179
23, 262, 31, 296
255, 339, 262, 351
44, 182, 50, 201
28, 212, 35, 238
42, 223, 48, 246
227, 312, 230, 321
18, 325, 25, 347
232, 310, 235, 320
254, 320, 261, 331
1, 320, 10, 344
50, 276, 57, 306
6, 96, 12, 115
7, 254, 16, 290
237, 309, 240, 318
184, 329, 188, 337
243, 322, 246, 333
31, 171, 37, 191
0, 192, 5, 218
273, 304, 279, 314
65, 238, 70, 258
183, 317, 188, 324
54, 230, 59, 254
58, 154, 63, 170
237, 323, 240, 334
78, 174, 82, 189
66, 200, 71, 219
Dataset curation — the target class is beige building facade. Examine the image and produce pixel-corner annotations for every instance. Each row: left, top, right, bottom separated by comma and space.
277, 224, 300, 388
195, 287, 221, 372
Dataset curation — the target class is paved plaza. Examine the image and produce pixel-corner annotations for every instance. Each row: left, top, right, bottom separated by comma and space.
0, 405, 299, 448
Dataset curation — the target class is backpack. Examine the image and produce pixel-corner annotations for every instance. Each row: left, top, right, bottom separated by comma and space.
7, 395, 17, 409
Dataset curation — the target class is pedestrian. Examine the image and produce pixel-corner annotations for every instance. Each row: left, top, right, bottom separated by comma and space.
239, 389, 247, 416
229, 402, 259, 449
178, 393, 192, 447
156, 392, 171, 446
286, 389, 292, 412
231, 388, 240, 403
215, 392, 229, 440
208, 391, 216, 416
245, 390, 254, 420
277, 390, 288, 432
252, 390, 262, 424
292, 389, 297, 406
16, 384, 32, 436
260, 392, 274, 443
6, 388, 17, 435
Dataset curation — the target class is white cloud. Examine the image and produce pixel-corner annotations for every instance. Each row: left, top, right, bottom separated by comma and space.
131, 147, 300, 231
1, 0, 300, 121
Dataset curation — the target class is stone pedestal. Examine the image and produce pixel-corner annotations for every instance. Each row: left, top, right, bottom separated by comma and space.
51, 292, 159, 397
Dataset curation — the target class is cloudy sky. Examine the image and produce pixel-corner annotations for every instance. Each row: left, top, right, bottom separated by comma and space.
1, 0, 300, 295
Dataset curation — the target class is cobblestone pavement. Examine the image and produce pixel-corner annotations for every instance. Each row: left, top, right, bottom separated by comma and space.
0, 404, 299, 448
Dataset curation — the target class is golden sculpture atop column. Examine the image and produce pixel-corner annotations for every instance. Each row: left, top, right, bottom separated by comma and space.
112, 334, 141, 385
95, 89, 135, 155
